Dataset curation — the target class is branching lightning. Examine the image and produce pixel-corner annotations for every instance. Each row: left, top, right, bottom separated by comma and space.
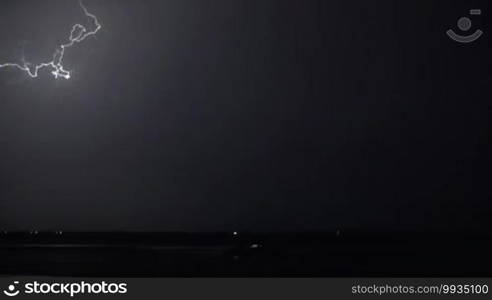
0, 0, 101, 80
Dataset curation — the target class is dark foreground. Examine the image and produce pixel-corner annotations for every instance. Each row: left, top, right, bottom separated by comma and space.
1, 232, 491, 277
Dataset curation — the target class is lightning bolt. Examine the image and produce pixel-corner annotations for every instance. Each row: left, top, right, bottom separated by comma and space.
0, 0, 101, 80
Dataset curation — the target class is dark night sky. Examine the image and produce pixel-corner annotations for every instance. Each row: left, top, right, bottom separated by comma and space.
0, 0, 491, 233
